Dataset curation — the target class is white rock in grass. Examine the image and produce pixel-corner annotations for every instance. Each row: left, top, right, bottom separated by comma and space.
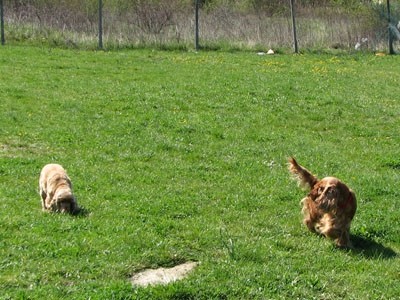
267, 49, 274, 55
131, 261, 198, 287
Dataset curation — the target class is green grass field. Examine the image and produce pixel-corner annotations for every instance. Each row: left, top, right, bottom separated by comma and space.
0, 46, 399, 299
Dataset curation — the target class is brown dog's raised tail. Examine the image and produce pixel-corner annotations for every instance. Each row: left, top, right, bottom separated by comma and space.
288, 157, 318, 190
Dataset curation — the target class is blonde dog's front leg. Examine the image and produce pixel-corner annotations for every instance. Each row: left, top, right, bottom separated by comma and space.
43, 195, 55, 211
39, 186, 47, 210
41, 199, 48, 211
48, 198, 59, 211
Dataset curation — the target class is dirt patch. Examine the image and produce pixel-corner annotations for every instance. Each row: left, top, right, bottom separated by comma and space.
130, 261, 198, 287
0, 140, 46, 158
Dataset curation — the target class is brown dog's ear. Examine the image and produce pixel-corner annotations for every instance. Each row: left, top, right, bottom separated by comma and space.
337, 185, 357, 216
308, 185, 320, 201
288, 157, 318, 190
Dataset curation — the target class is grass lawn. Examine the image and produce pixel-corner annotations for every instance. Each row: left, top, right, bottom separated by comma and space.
0, 46, 399, 299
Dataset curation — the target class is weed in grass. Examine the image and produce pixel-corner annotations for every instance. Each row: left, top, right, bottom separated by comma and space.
219, 227, 236, 260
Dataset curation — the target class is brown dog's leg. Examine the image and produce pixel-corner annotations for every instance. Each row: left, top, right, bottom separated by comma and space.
322, 225, 351, 248
301, 197, 319, 233
335, 228, 352, 248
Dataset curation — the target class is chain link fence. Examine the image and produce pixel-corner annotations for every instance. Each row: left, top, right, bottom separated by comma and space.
0, 0, 398, 52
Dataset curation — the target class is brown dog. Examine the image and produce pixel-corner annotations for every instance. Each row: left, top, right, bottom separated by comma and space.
288, 157, 356, 248
39, 164, 78, 213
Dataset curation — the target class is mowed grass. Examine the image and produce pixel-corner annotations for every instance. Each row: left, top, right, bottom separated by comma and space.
0, 46, 399, 299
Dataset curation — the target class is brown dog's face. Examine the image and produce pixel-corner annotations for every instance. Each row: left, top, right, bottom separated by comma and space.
312, 177, 340, 199
309, 177, 353, 213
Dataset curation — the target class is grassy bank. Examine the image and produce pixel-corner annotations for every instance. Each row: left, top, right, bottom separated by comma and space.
0, 46, 399, 299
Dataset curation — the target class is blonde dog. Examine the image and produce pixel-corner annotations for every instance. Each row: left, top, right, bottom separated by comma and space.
39, 164, 78, 213
288, 157, 357, 248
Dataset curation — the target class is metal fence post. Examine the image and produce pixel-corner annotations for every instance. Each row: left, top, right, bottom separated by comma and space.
195, 0, 199, 51
98, 0, 103, 49
1, 0, 5, 45
290, 0, 298, 53
387, 0, 394, 54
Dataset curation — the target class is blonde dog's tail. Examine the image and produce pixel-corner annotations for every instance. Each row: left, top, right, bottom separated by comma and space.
288, 157, 318, 190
